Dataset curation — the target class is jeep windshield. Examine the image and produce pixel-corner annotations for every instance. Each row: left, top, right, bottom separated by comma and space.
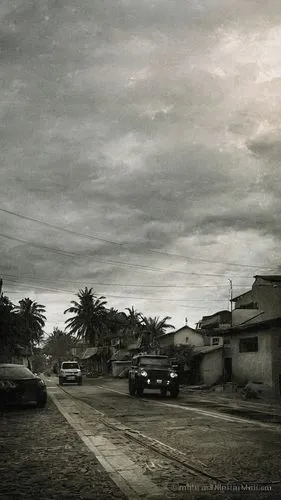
61, 363, 79, 369
139, 357, 171, 368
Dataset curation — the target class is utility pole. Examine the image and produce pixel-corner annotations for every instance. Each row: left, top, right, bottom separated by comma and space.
228, 279, 233, 327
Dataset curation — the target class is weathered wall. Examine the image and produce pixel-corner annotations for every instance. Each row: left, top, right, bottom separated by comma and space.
253, 279, 281, 321
270, 329, 281, 397
112, 361, 131, 378
174, 328, 204, 347
232, 309, 261, 326
158, 327, 205, 349
233, 278, 281, 326
230, 330, 272, 386
199, 349, 223, 385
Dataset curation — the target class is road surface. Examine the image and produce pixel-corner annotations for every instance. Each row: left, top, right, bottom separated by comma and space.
46, 376, 281, 499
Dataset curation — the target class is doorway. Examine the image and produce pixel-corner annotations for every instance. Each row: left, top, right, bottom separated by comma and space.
224, 357, 232, 382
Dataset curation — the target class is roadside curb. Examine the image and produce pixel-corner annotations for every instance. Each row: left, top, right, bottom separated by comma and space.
49, 389, 164, 500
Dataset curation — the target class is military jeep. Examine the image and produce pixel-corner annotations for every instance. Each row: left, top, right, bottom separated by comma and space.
128, 354, 179, 397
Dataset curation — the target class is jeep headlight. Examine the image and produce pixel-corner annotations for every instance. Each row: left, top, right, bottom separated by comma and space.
170, 371, 178, 378
140, 370, 147, 377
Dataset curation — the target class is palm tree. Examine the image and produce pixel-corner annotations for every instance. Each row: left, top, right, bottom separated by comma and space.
125, 306, 142, 337
64, 287, 107, 346
43, 327, 75, 359
14, 298, 46, 347
0, 294, 18, 362
102, 308, 128, 344
139, 315, 175, 352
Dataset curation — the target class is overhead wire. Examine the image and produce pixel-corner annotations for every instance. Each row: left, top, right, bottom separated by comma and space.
3, 280, 227, 302
0, 233, 254, 278
0, 272, 252, 288
0, 207, 277, 271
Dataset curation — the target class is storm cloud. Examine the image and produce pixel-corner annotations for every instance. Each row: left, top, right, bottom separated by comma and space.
1, 0, 281, 331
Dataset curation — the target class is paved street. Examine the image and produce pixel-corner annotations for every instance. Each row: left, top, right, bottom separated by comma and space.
45, 376, 281, 499
0, 394, 126, 500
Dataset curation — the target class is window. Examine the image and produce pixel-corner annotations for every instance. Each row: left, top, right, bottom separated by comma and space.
139, 357, 170, 368
185, 336, 189, 343
212, 337, 220, 346
61, 362, 79, 369
224, 338, 230, 345
0, 366, 33, 379
236, 302, 258, 310
239, 337, 258, 353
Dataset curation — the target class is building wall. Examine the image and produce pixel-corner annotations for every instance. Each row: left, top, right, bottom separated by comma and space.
158, 327, 204, 349
199, 350, 223, 385
232, 278, 281, 326
232, 308, 261, 326
270, 329, 281, 396
174, 328, 204, 347
199, 311, 231, 330
253, 278, 281, 321
230, 330, 273, 386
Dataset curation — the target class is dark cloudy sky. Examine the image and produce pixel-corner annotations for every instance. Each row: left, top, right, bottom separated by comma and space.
1, 0, 281, 333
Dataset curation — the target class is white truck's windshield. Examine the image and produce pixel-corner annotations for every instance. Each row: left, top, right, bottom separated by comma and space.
61, 363, 79, 369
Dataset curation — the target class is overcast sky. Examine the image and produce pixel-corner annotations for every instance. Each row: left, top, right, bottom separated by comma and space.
1, 0, 281, 334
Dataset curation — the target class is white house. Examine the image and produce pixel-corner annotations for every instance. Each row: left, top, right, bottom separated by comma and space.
158, 325, 205, 349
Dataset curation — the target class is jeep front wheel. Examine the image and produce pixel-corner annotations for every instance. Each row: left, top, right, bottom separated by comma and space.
170, 388, 179, 398
136, 384, 144, 397
129, 379, 135, 396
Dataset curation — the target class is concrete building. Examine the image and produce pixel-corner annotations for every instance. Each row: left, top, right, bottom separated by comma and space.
232, 275, 281, 326
221, 317, 281, 397
192, 345, 223, 386
196, 310, 231, 331
158, 325, 205, 349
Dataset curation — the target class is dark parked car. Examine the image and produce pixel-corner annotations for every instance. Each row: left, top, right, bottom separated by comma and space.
0, 364, 47, 408
128, 354, 179, 397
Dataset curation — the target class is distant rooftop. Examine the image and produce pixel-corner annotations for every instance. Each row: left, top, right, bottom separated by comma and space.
254, 275, 281, 282
200, 310, 230, 320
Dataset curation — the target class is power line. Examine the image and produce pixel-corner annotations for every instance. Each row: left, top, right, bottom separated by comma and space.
149, 249, 276, 270
4, 281, 228, 303
3, 279, 74, 295
0, 207, 277, 271
0, 272, 251, 288
0, 208, 123, 246
0, 233, 252, 278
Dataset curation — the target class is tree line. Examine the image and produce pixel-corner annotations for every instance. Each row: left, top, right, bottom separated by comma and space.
59, 287, 174, 353
0, 279, 46, 362
0, 282, 175, 363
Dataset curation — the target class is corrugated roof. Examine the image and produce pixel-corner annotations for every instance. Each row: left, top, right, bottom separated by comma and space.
110, 349, 131, 361
231, 289, 252, 302
254, 275, 281, 282
201, 310, 230, 320
193, 345, 223, 355
80, 347, 98, 360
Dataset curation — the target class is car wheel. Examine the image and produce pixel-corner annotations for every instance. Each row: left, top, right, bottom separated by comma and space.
136, 385, 144, 397
77, 378, 82, 386
37, 397, 47, 408
160, 388, 167, 397
59, 378, 63, 386
170, 388, 179, 398
129, 380, 135, 396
